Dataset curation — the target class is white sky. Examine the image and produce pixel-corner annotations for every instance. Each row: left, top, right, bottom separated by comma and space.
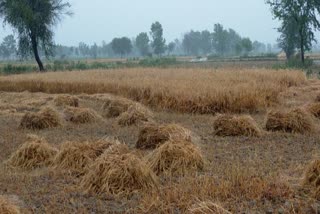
0, 0, 281, 46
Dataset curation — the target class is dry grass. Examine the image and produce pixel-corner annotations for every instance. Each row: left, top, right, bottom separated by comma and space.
188, 200, 231, 214
266, 108, 314, 134
6, 135, 58, 170
136, 123, 192, 149
53, 139, 117, 175
102, 98, 133, 118
117, 103, 153, 126
213, 114, 262, 137
0, 196, 20, 214
19, 107, 61, 130
147, 140, 205, 176
0, 68, 307, 114
54, 95, 79, 107
63, 107, 99, 124
307, 103, 320, 119
80, 153, 158, 196
316, 94, 320, 102
303, 160, 320, 200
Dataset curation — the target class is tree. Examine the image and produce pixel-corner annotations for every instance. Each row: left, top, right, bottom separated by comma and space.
200, 30, 212, 55
111, 37, 132, 57
90, 43, 98, 59
240, 38, 253, 56
78, 42, 90, 57
182, 30, 201, 55
167, 42, 175, 55
277, 17, 299, 59
136, 32, 149, 56
266, 0, 320, 64
150, 21, 166, 56
0, 34, 16, 59
0, 0, 71, 71
212, 23, 228, 56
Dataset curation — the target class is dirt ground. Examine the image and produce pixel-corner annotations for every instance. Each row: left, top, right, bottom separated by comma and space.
0, 78, 320, 213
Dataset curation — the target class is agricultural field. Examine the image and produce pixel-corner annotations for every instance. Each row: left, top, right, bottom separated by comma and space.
0, 67, 320, 213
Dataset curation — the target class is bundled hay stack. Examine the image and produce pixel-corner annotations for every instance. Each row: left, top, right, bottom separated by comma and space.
136, 123, 192, 149
20, 107, 62, 130
103, 143, 130, 156
307, 103, 320, 119
0, 196, 20, 214
80, 153, 158, 196
303, 160, 320, 199
54, 95, 79, 107
64, 107, 99, 124
7, 135, 58, 170
266, 108, 314, 134
213, 114, 261, 137
117, 104, 153, 126
188, 200, 231, 214
102, 98, 133, 118
147, 140, 204, 176
53, 139, 117, 175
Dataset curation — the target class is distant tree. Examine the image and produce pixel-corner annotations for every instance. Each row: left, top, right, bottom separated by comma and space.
240, 38, 253, 56
266, 0, 320, 64
167, 42, 176, 55
252, 41, 267, 54
0, 0, 72, 71
212, 23, 228, 56
111, 37, 132, 57
135, 32, 149, 56
150, 21, 166, 56
277, 17, 298, 60
0, 34, 16, 59
199, 30, 212, 55
78, 42, 90, 57
90, 43, 98, 59
182, 30, 201, 55
226, 29, 241, 55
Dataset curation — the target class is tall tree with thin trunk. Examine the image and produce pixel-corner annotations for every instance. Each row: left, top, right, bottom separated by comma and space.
266, 0, 320, 64
0, 0, 72, 71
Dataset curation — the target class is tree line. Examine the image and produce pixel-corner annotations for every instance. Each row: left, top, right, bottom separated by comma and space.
1, 0, 319, 71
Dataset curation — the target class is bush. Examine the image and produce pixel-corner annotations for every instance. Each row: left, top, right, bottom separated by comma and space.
138, 57, 178, 67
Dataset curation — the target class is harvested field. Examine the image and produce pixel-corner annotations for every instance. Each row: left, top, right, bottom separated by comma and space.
19, 107, 62, 130
0, 68, 307, 114
54, 95, 79, 107
0, 69, 319, 213
265, 108, 315, 134
213, 114, 262, 137
63, 107, 99, 124
6, 135, 58, 170
136, 123, 192, 149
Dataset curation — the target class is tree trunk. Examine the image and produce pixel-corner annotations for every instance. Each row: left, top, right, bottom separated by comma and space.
299, 31, 305, 65
31, 35, 45, 72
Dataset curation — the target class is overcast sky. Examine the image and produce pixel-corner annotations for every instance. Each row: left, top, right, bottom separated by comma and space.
0, 0, 280, 46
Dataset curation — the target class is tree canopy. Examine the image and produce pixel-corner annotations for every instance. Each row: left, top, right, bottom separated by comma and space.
111, 37, 133, 57
0, 0, 71, 71
150, 21, 166, 56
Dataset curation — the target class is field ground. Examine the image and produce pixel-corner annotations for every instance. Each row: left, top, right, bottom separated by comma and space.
0, 67, 320, 213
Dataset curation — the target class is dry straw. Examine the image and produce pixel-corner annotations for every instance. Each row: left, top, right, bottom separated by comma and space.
307, 103, 320, 119
80, 153, 158, 196
213, 114, 262, 137
0, 196, 20, 214
303, 160, 320, 200
53, 139, 118, 175
136, 123, 192, 149
316, 94, 320, 102
188, 200, 231, 214
54, 95, 79, 107
64, 107, 99, 124
266, 108, 314, 134
20, 107, 62, 130
102, 98, 133, 118
147, 140, 205, 176
117, 103, 153, 126
7, 135, 58, 170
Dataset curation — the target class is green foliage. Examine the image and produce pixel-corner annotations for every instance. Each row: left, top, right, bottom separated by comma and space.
0, 0, 71, 71
136, 32, 150, 56
0, 35, 16, 59
138, 57, 177, 67
150, 22, 166, 56
266, 0, 320, 63
111, 37, 133, 57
